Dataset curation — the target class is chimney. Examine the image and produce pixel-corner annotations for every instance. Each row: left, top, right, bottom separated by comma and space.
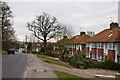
110, 22, 118, 30
80, 32, 85, 36
63, 36, 67, 38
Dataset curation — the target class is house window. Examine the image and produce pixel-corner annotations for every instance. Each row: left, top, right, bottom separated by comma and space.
109, 43, 112, 49
98, 55, 101, 60
92, 43, 97, 48
109, 43, 115, 50
92, 54, 96, 59
113, 43, 115, 49
101, 43, 103, 49
86, 53, 89, 57
86, 43, 89, 47
98, 43, 103, 49
105, 43, 107, 49
98, 43, 100, 48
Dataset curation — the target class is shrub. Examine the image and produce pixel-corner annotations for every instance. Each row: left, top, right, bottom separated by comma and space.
32, 49, 37, 54
59, 53, 70, 62
2, 51, 7, 54
69, 52, 87, 68
103, 58, 116, 70
93, 61, 103, 68
47, 50, 58, 57
40, 47, 45, 53
88, 58, 120, 71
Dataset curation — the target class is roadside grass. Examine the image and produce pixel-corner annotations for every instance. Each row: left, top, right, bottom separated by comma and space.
54, 70, 89, 80
43, 60, 72, 68
37, 55, 58, 61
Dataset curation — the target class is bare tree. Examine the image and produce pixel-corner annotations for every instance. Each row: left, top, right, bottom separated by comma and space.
1, 1, 17, 51
54, 25, 73, 41
87, 31, 95, 37
27, 12, 63, 51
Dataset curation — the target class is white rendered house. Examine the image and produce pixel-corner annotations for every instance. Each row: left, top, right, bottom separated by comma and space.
86, 22, 120, 63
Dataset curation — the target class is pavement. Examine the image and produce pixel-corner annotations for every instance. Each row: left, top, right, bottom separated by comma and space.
30, 54, 118, 80
25, 54, 58, 78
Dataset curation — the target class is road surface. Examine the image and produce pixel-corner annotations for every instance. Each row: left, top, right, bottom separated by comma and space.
2, 52, 28, 78
2, 53, 58, 79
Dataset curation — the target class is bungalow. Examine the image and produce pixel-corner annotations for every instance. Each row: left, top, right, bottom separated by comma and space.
86, 22, 120, 63
68, 32, 91, 55
53, 36, 70, 51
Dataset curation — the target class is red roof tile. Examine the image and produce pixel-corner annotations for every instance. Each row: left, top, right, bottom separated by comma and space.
86, 27, 120, 43
54, 37, 70, 45
69, 34, 91, 44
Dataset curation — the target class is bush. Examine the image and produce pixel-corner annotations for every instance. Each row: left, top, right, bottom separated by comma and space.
69, 52, 87, 68
59, 53, 70, 62
2, 51, 7, 54
40, 47, 45, 53
102, 58, 115, 70
47, 50, 58, 57
32, 49, 37, 54
89, 60, 103, 68
88, 58, 120, 71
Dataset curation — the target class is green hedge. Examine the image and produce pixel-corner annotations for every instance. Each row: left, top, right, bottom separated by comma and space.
89, 59, 120, 71
69, 52, 120, 71
69, 52, 87, 68
2, 51, 7, 54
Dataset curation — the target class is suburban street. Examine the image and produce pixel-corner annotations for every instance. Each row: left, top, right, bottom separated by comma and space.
2, 53, 28, 78
1, 0, 120, 80
2, 53, 58, 79
2, 53, 118, 80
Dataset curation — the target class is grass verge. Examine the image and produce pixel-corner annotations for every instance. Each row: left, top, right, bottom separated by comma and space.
38, 55, 58, 61
43, 60, 72, 68
54, 70, 89, 80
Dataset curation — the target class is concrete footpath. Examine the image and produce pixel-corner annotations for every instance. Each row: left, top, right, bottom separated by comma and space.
24, 54, 58, 78
24, 54, 118, 80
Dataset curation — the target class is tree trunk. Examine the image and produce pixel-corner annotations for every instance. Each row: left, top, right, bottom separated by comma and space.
43, 36, 47, 53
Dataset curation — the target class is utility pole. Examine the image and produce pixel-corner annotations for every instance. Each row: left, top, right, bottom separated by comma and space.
0, 1, 2, 53
25, 35, 27, 44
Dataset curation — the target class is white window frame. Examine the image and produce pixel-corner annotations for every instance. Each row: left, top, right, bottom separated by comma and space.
108, 43, 115, 50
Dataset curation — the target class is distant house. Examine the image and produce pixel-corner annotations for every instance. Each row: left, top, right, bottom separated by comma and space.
86, 22, 120, 63
54, 36, 70, 51
68, 32, 91, 55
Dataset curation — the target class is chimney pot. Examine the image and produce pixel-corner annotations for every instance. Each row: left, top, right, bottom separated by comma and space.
63, 36, 67, 38
110, 22, 118, 30
80, 32, 85, 36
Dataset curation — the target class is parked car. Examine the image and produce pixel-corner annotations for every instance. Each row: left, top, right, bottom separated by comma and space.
8, 49, 15, 54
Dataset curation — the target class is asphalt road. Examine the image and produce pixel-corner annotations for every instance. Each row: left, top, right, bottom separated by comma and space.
2, 52, 28, 78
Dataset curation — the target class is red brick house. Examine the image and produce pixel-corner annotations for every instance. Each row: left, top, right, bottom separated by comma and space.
86, 22, 120, 63
54, 36, 70, 51
68, 32, 91, 55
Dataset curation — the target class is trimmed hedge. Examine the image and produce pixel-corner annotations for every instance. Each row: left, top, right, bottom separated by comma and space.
69, 52, 120, 71
89, 59, 120, 71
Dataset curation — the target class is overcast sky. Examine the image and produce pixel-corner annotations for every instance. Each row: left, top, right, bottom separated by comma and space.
2, 0, 120, 41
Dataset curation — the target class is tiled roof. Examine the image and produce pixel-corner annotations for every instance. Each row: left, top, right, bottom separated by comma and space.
69, 34, 91, 44
86, 27, 120, 43
54, 37, 70, 45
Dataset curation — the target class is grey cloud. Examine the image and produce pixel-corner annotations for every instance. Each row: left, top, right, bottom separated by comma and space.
8, 2, 118, 41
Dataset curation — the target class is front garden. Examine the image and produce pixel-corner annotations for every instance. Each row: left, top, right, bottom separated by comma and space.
33, 44, 120, 72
